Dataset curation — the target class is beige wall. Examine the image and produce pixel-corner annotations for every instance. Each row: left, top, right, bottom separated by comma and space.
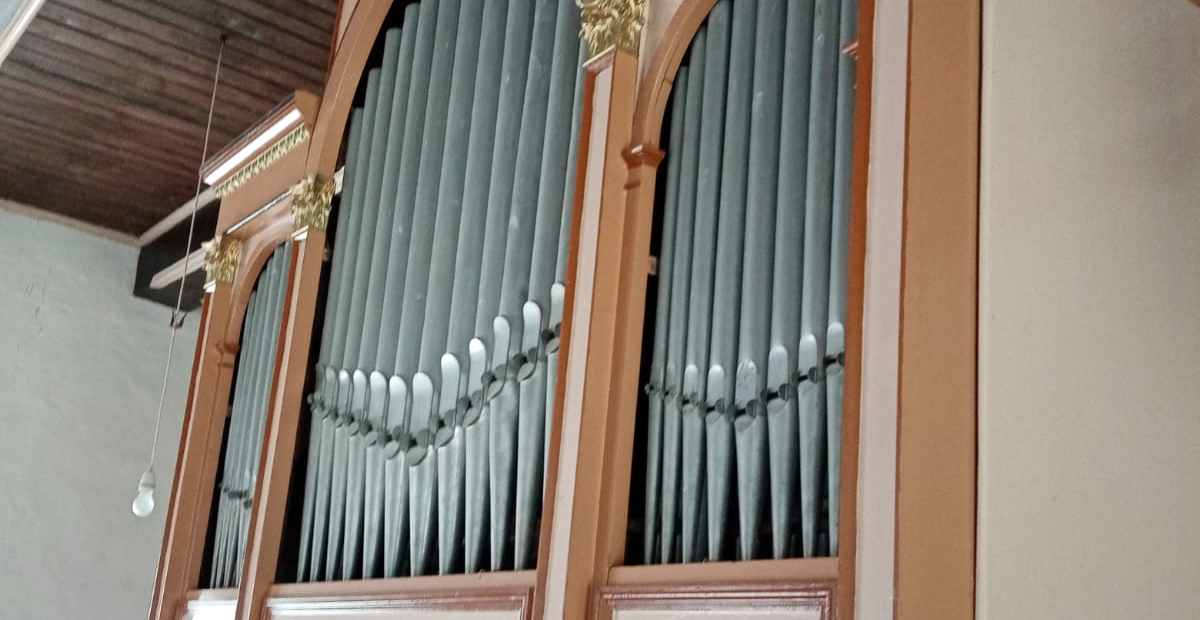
978, 1, 1200, 618
0, 204, 195, 620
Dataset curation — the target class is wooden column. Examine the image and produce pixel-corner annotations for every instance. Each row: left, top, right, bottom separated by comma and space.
150, 282, 238, 620
535, 48, 641, 620
895, 0, 980, 618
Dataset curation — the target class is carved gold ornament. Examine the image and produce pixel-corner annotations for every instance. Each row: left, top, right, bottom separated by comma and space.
290, 173, 335, 232
577, 0, 646, 58
202, 235, 242, 288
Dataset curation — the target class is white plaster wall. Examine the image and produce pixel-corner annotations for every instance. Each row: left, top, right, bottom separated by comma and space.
979, 1, 1200, 618
0, 205, 195, 620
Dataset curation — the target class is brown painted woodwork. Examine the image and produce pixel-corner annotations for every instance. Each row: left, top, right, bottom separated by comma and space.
0, 0, 336, 235
837, 0, 876, 615
263, 572, 536, 619
597, 580, 836, 620
895, 0, 980, 618
303, 0, 390, 179
534, 49, 641, 620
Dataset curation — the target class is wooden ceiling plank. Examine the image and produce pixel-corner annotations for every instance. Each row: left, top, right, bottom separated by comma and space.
208, 0, 335, 49
0, 119, 196, 179
50, 0, 327, 94
18, 26, 279, 118
0, 106, 200, 172
7, 43, 249, 137
0, 71, 223, 151
94, 0, 330, 83
27, 7, 281, 112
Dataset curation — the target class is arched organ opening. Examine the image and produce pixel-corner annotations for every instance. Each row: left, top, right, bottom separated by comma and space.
633, 0, 857, 565
293, 0, 584, 580
203, 244, 293, 588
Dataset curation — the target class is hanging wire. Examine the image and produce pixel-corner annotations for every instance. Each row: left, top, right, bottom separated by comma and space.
146, 35, 226, 470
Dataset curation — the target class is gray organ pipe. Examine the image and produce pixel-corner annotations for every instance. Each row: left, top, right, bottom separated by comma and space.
301, 0, 581, 581
473, 0, 534, 572
401, 0, 462, 577
660, 38, 704, 564
450, 0, 507, 577
326, 69, 382, 581
681, 0, 730, 564
412, 0, 483, 577
705, 0, 752, 562
641, 0, 854, 565
825, 0, 858, 557
513, 0, 579, 571
380, 1, 438, 580
207, 245, 289, 588
363, 18, 419, 580
343, 29, 404, 581
733, 0, 784, 562
302, 110, 364, 582
799, 0, 841, 559
642, 65, 688, 565
766, 0, 814, 562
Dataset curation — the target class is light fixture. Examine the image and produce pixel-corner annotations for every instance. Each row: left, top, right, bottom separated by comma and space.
133, 35, 226, 518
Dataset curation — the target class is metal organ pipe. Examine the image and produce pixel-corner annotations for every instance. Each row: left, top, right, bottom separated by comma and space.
300, 0, 581, 581
639, 0, 855, 565
206, 245, 290, 588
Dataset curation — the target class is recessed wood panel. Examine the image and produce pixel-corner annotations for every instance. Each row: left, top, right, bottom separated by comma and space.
0, 0, 336, 236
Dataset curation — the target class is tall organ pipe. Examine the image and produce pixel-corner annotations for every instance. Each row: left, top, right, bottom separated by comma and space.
472, 0, 535, 572
411, 0, 484, 576
680, 0, 731, 563
449, 0, 508, 576
798, 0, 842, 558
343, 29, 404, 580
397, 0, 462, 577
326, 70, 383, 580
379, 1, 438, 579
705, 0, 753, 562
362, 18, 418, 579
766, 0, 815, 561
660, 39, 704, 563
733, 0, 785, 562
642, 65, 688, 565
825, 0, 858, 557
513, 0, 579, 570
304, 109, 365, 581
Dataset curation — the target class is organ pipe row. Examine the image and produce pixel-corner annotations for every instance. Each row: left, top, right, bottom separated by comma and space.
207, 244, 292, 588
640, 0, 857, 564
296, 0, 583, 581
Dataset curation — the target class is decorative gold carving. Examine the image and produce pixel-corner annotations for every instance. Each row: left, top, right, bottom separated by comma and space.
577, 0, 646, 58
202, 235, 242, 288
214, 124, 311, 198
290, 174, 336, 232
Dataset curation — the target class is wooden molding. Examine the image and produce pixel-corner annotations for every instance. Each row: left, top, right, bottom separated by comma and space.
597, 580, 835, 620
263, 573, 536, 619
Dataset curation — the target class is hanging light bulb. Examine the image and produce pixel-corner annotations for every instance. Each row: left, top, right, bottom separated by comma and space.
132, 35, 226, 519
132, 468, 157, 518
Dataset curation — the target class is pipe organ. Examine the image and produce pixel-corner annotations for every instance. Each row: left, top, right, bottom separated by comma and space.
154, 1, 870, 619
637, 0, 857, 565
205, 244, 292, 588
296, 0, 584, 582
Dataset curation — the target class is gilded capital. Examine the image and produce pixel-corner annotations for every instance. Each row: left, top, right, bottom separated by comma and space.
202, 235, 242, 288
577, 0, 646, 59
290, 173, 335, 232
